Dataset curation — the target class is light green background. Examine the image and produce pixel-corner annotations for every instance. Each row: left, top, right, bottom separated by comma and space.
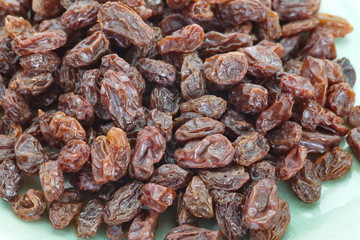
1, 0, 360, 239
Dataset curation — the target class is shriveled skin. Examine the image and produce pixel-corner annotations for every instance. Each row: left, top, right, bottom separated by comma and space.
217, 0, 269, 25
91, 127, 131, 184
347, 127, 360, 160
175, 117, 225, 142
250, 198, 291, 240
180, 95, 227, 119
276, 145, 307, 180
39, 161, 64, 202
157, 24, 204, 54
204, 52, 248, 86
12, 189, 47, 221
240, 45, 282, 78
100, 70, 145, 132
290, 159, 323, 203
199, 165, 249, 191
98, 2, 155, 46
183, 176, 214, 218
140, 183, 177, 213
175, 134, 235, 169
61, 0, 101, 30
233, 131, 270, 167
131, 126, 166, 181
314, 146, 353, 181
242, 178, 279, 230
128, 210, 159, 240
103, 181, 143, 225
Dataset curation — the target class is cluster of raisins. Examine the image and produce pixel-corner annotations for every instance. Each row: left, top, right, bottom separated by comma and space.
0, 0, 359, 239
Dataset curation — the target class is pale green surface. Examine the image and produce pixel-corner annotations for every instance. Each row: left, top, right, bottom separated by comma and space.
1, 1, 360, 240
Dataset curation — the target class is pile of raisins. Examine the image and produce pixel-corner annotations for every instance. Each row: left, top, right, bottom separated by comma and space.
0, 0, 359, 239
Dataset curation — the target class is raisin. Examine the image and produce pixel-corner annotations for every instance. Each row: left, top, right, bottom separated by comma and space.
221, 110, 255, 139
12, 189, 47, 221
101, 54, 146, 96
299, 27, 336, 60
199, 31, 252, 58
61, 0, 101, 30
217, 0, 268, 25
334, 57, 356, 87
150, 164, 193, 191
256, 93, 294, 133
180, 95, 227, 119
58, 93, 95, 126
175, 117, 225, 143
204, 52, 248, 86
317, 13, 354, 38
249, 198, 290, 240
182, 0, 213, 21
4, 15, 35, 39
137, 58, 177, 86
0, 135, 16, 162
157, 24, 204, 55
0, 37, 20, 76
241, 45, 282, 78
32, 0, 64, 18
103, 181, 143, 225
279, 74, 315, 99
174, 191, 197, 226
233, 131, 270, 167
255, 9, 282, 41
183, 176, 214, 218
267, 121, 302, 154
248, 161, 277, 182
349, 106, 360, 128
58, 139, 90, 173
76, 199, 104, 238
2, 89, 32, 124
281, 17, 319, 37
165, 225, 222, 240
214, 191, 247, 239
131, 126, 166, 180
12, 30, 67, 56
300, 56, 328, 106
242, 178, 279, 230
346, 127, 360, 160
64, 31, 109, 67
15, 133, 48, 175
39, 160, 64, 202
300, 130, 341, 154
276, 145, 307, 180
150, 86, 182, 116
290, 159, 322, 203
98, 2, 155, 46
0, 159, 21, 202
19, 51, 60, 72
314, 146, 352, 181
141, 183, 177, 213
175, 134, 235, 169
128, 210, 158, 240
147, 109, 173, 142
48, 111, 86, 144
292, 100, 325, 130
199, 164, 249, 191
106, 224, 128, 240
92, 127, 131, 184
272, 0, 320, 21
229, 83, 268, 114
318, 108, 348, 136
49, 188, 83, 230
70, 163, 103, 192
100, 70, 145, 132
327, 82, 355, 117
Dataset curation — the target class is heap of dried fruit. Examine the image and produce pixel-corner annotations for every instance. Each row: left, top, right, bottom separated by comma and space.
0, 0, 358, 239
